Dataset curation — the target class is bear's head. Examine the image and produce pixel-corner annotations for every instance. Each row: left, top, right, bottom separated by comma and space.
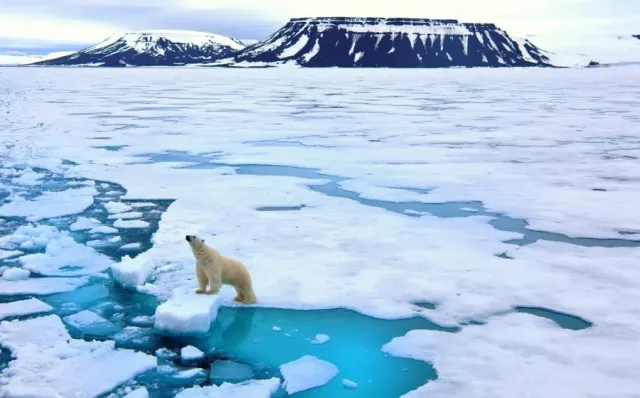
185, 234, 206, 249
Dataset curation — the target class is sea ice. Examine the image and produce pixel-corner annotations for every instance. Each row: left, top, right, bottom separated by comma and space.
0, 224, 61, 251
180, 345, 205, 362
154, 287, 222, 335
90, 225, 119, 234
0, 298, 53, 320
111, 255, 158, 288
114, 219, 150, 229
0, 249, 22, 260
280, 355, 339, 394
121, 242, 143, 251
130, 202, 157, 208
175, 378, 281, 398
343, 379, 358, 389
63, 310, 120, 337
1, 267, 30, 281
0, 186, 97, 221
19, 233, 112, 276
108, 211, 143, 220
0, 276, 89, 295
70, 216, 102, 231
311, 333, 330, 344
210, 360, 255, 384
124, 387, 149, 398
105, 201, 133, 214
0, 315, 156, 397
10, 167, 44, 186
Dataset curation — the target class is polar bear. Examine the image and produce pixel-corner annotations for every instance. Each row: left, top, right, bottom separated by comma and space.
185, 235, 257, 304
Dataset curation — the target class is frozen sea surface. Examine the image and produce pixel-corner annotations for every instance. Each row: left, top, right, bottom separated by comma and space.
1, 67, 640, 397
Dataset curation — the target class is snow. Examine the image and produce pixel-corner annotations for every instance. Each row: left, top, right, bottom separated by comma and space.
0, 298, 53, 320
0, 276, 89, 295
529, 33, 640, 67
114, 219, 150, 229
0, 51, 75, 66
130, 202, 157, 208
90, 225, 119, 234
312, 20, 472, 36
180, 345, 205, 361
111, 255, 157, 288
0, 315, 157, 397
175, 378, 281, 398
279, 35, 310, 58
1, 267, 30, 281
19, 233, 112, 276
343, 379, 358, 389
280, 355, 339, 394
154, 287, 222, 335
311, 333, 330, 344
121, 242, 142, 250
0, 186, 97, 221
70, 216, 102, 231
124, 387, 149, 398
0, 225, 61, 251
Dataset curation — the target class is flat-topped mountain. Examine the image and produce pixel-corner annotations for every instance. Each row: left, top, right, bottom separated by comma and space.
230, 17, 552, 68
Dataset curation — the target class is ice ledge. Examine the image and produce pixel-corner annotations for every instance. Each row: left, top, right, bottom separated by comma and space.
154, 287, 222, 336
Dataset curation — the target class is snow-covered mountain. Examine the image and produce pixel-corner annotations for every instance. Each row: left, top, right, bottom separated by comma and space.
34, 30, 246, 67
526, 34, 640, 67
229, 17, 552, 68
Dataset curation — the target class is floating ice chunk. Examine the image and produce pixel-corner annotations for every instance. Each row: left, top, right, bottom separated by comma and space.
87, 236, 123, 248
0, 186, 97, 221
114, 219, 150, 229
175, 378, 281, 398
19, 234, 112, 276
0, 249, 22, 260
181, 345, 205, 362
130, 202, 157, 208
11, 167, 44, 186
158, 363, 207, 379
108, 211, 143, 220
0, 266, 8, 276
210, 360, 255, 384
90, 225, 119, 234
343, 379, 358, 389
155, 348, 178, 359
111, 255, 157, 288
154, 287, 222, 335
0, 224, 60, 251
273, 326, 281, 331
280, 355, 339, 394
121, 242, 143, 251
311, 334, 330, 344
130, 315, 155, 327
105, 201, 133, 214
0, 315, 157, 397
63, 310, 121, 337
113, 326, 157, 350
2, 267, 30, 281
0, 298, 53, 320
70, 216, 102, 231
460, 207, 480, 212
0, 276, 89, 295
124, 387, 149, 398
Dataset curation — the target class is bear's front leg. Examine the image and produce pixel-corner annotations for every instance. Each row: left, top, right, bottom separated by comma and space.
206, 277, 222, 295
195, 266, 208, 294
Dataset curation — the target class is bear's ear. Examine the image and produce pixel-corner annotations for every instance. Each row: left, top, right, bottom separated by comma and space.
202, 239, 205, 243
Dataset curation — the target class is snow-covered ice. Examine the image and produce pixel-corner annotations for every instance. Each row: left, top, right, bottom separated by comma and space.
70, 216, 102, 231
0, 249, 22, 260
2, 67, 640, 397
0, 186, 97, 221
0, 298, 53, 320
90, 225, 119, 234
105, 201, 133, 214
63, 310, 120, 336
343, 379, 358, 389
154, 287, 222, 335
280, 355, 339, 394
175, 378, 281, 398
0, 315, 156, 397
121, 242, 143, 251
19, 233, 112, 276
0, 276, 89, 295
180, 345, 205, 362
1, 267, 31, 281
114, 219, 150, 229
108, 211, 143, 220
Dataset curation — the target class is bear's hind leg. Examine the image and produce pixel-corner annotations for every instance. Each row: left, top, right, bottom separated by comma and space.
195, 266, 208, 294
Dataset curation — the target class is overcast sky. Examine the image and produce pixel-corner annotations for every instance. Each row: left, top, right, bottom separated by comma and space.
0, 0, 638, 53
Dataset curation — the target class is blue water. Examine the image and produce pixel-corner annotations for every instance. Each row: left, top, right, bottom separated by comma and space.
0, 161, 596, 397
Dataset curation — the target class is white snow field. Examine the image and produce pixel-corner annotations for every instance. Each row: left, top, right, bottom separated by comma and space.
0, 66, 639, 397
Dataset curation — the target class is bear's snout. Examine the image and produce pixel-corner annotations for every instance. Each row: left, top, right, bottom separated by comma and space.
186, 235, 192, 242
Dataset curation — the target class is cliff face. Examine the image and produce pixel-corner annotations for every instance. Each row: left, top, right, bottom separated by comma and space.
233, 17, 552, 68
